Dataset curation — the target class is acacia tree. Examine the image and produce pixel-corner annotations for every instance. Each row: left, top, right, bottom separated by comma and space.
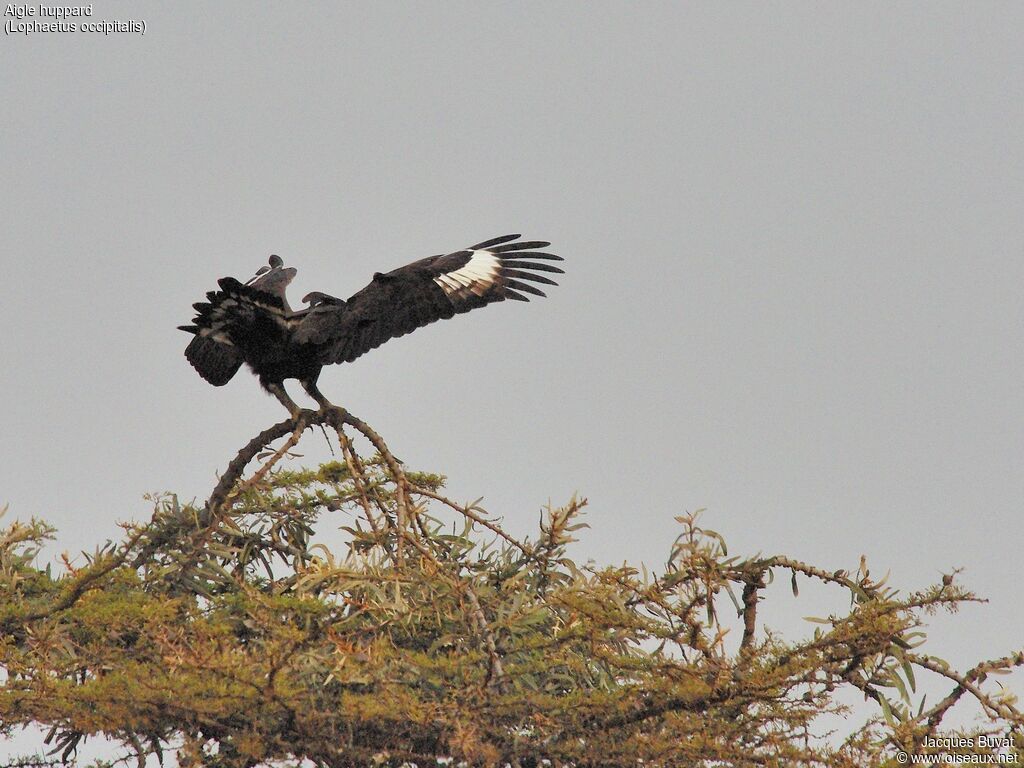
0, 408, 1021, 767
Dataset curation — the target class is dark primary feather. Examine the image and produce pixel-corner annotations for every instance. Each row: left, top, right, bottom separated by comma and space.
179, 235, 563, 407
468, 234, 521, 250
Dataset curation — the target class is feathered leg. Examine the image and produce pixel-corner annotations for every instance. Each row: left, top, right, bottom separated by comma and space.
265, 381, 302, 418
301, 375, 336, 411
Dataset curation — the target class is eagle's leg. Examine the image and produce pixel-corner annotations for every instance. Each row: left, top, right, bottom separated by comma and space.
301, 376, 336, 412
265, 381, 302, 418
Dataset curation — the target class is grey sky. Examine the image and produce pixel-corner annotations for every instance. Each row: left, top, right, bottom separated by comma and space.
3, 1, 1022, 758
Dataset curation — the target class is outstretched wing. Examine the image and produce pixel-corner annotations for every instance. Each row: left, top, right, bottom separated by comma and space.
178, 274, 295, 384
293, 234, 564, 365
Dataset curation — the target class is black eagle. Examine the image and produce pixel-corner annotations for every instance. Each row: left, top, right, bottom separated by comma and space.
179, 234, 564, 415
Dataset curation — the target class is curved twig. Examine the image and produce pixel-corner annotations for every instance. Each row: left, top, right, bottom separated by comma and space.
410, 486, 538, 562
207, 413, 313, 516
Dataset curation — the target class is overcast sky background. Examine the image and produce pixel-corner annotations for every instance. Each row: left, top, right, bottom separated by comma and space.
2, 1, 1023, 760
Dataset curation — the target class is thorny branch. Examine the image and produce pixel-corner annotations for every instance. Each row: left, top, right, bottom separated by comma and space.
334, 424, 384, 538
908, 651, 1024, 726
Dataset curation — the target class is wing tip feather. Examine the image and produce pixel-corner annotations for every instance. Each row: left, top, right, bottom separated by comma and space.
469, 233, 522, 250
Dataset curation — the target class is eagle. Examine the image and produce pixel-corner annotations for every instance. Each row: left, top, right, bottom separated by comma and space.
178, 234, 564, 415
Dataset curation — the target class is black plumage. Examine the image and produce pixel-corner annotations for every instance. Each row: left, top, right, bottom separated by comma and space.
179, 234, 564, 414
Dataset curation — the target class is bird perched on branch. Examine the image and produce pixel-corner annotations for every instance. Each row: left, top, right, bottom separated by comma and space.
178, 234, 564, 415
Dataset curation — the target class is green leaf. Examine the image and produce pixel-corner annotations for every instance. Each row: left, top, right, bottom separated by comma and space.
879, 695, 895, 727
889, 666, 910, 704
901, 658, 916, 693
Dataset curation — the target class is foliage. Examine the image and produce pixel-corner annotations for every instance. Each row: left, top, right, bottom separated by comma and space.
0, 409, 1021, 767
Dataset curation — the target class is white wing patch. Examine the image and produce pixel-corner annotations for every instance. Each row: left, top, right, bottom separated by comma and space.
433, 250, 500, 298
